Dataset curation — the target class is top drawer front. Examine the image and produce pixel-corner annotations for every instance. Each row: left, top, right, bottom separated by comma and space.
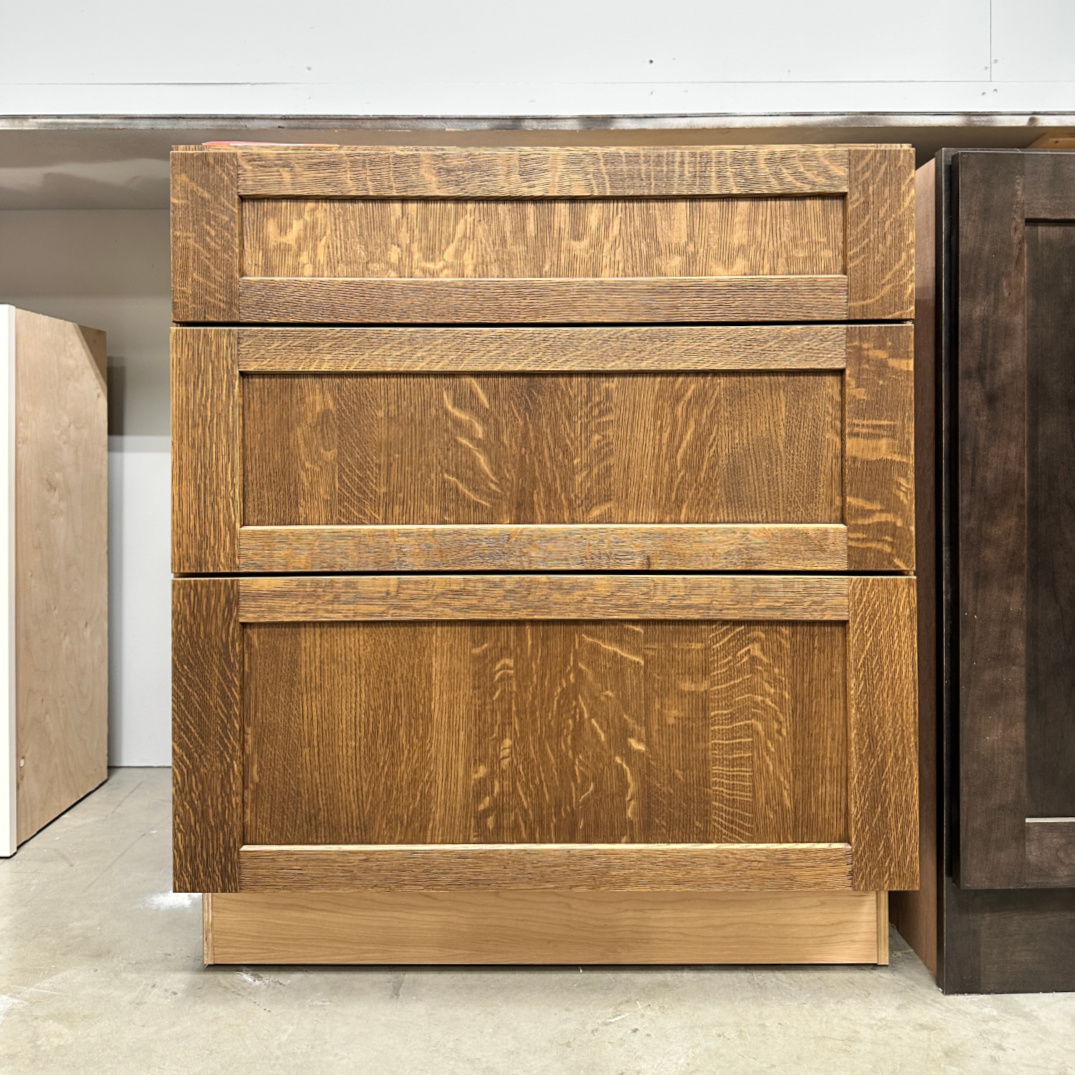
171, 145, 914, 324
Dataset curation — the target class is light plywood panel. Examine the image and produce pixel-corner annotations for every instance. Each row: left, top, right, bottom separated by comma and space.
13, 309, 108, 845
205, 890, 884, 965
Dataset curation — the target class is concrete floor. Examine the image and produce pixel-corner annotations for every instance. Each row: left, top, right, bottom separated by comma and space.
2, 770, 1074, 1074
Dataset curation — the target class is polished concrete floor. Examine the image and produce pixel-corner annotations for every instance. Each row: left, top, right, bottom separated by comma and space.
2, 768, 1074, 1074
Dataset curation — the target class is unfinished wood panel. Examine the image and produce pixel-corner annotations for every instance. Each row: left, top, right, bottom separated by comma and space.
171, 329, 240, 574
238, 524, 850, 574
1025, 821, 1075, 887
1025, 222, 1075, 820
847, 577, 918, 891
171, 150, 239, 322
238, 842, 853, 892
238, 575, 851, 623
709, 623, 847, 845
844, 324, 916, 571
13, 311, 107, 845
237, 325, 849, 373
242, 196, 845, 280
847, 146, 915, 320
242, 619, 848, 848
173, 579, 243, 893
236, 146, 851, 198
237, 275, 849, 324
876, 892, 890, 966
891, 157, 940, 977
241, 372, 844, 527
956, 152, 1029, 890
205, 889, 882, 965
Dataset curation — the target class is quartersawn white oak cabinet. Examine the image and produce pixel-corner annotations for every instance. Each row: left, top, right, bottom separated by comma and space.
0, 307, 108, 857
171, 144, 917, 965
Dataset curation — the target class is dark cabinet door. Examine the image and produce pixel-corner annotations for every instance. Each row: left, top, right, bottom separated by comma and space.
957, 150, 1075, 889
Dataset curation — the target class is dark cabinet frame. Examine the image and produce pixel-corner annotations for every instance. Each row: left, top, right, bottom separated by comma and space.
893, 149, 1075, 993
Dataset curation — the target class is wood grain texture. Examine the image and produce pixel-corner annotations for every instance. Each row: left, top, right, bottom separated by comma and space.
844, 324, 916, 571
876, 891, 890, 966
205, 889, 883, 966
237, 325, 849, 373
13, 311, 108, 845
241, 196, 845, 280
235, 146, 851, 198
1025, 220, 1075, 820
1025, 152, 1075, 219
709, 623, 847, 844
238, 575, 851, 623
847, 576, 918, 891
171, 329, 240, 574
891, 158, 940, 977
237, 524, 849, 573
1025, 820, 1075, 887
943, 879, 1075, 993
237, 275, 849, 324
847, 146, 915, 320
237, 842, 854, 892
170, 150, 239, 322
173, 579, 242, 893
955, 152, 1029, 889
243, 619, 849, 847
241, 371, 843, 527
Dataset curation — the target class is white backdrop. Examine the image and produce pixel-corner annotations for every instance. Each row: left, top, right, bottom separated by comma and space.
3, 0, 1073, 116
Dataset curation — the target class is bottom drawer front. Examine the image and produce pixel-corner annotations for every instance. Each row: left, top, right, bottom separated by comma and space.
172, 574, 917, 894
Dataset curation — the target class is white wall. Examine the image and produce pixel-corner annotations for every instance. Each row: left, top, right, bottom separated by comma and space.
2, 0, 1074, 116
0, 212, 171, 766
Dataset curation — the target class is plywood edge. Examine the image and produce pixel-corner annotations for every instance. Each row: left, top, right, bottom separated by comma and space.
238, 524, 849, 574
237, 842, 854, 892
203, 890, 883, 965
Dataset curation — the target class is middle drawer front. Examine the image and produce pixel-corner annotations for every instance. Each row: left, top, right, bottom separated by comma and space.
173, 323, 913, 575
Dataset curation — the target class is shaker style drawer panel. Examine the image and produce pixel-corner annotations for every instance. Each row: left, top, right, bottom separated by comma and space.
171, 145, 914, 324
172, 574, 918, 895
172, 324, 914, 575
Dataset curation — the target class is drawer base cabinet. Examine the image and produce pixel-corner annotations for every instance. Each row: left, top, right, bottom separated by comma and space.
171, 143, 917, 966
174, 574, 917, 965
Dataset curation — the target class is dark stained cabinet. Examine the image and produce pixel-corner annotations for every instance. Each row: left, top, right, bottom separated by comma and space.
892, 149, 1075, 993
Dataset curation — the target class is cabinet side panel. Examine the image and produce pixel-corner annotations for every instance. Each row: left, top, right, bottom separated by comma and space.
891, 159, 940, 976
173, 579, 242, 892
14, 311, 108, 845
